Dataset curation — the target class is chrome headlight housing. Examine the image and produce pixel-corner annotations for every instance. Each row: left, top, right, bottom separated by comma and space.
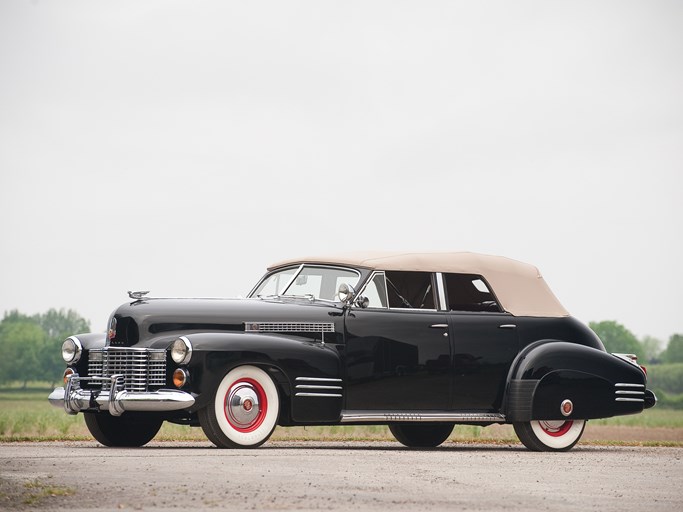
171, 336, 192, 365
61, 336, 83, 364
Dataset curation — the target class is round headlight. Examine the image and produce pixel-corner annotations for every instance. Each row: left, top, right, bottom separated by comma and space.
61, 336, 82, 364
171, 336, 192, 365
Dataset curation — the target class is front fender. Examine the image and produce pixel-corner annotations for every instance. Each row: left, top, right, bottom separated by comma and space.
184, 332, 343, 423
505, 341, 647, 421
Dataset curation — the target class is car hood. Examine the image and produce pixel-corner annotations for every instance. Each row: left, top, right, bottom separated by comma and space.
107, 297, 343, 347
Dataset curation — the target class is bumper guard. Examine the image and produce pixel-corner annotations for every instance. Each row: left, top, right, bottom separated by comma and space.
48, 373, 195, 416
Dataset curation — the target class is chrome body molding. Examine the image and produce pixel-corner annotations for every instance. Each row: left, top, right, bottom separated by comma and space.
294, 376, 343, 398
615, 383, 645, 388
295, 377, 342, 382
340, 411, 506, 423
435, 272, 447, 311
295, 393, 343, 398
49, 373, 195, 416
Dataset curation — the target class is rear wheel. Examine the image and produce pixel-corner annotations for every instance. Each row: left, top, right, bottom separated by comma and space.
389, 423, 454, 448
514, 420, 586, 452
84, 412, 163, 447
199, 365, 280, 448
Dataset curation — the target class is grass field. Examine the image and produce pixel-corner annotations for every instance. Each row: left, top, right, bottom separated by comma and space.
2, 386, 682, 444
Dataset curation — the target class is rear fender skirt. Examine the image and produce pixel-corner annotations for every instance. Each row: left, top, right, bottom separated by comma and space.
504, 341, 646, 421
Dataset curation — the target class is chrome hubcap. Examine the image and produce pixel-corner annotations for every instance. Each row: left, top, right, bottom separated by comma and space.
226, 382, 261, 429
538, 420, 573, 437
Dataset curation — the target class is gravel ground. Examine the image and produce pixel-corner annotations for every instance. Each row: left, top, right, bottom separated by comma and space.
1, 441, 681, 511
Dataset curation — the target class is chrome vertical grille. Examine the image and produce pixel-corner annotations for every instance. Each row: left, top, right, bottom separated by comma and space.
88, 348, 166, 392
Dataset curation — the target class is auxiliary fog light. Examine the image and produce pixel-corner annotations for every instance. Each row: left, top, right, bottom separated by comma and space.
173, 368, 189, 388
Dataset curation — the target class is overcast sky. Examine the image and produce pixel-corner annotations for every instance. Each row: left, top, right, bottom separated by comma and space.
1, 0, 681, 343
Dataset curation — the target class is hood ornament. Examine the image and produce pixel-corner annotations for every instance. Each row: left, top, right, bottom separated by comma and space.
127, 290, 150, 300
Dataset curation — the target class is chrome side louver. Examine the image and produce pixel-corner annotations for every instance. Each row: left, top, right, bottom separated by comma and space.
614, 383, 645, 403
294, 377, 343, 398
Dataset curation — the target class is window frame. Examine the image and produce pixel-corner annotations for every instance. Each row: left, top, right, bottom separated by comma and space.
441, 272, 504, 313
249, 264, 361, 302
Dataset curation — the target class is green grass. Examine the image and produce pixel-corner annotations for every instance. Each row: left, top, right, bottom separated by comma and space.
2, 384, 682, 443
589, 408, 683, 428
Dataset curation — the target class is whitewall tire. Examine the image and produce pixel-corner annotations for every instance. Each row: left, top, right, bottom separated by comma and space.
514, 420, 586, 452
199, 365, 279, 448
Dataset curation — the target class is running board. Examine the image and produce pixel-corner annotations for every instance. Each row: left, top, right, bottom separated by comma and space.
340, 410, 506, 423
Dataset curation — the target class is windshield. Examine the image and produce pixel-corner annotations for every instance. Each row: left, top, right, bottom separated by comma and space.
250, 265, 360, 301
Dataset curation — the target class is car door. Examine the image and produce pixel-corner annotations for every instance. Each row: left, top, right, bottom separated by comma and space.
343, 271, 452, 411
442, 272, 519, 411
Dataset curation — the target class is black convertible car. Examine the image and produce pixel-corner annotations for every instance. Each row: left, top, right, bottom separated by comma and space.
49, 252, 655, 451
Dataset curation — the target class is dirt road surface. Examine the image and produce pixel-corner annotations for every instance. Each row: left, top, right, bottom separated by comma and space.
1, 441, 681, 511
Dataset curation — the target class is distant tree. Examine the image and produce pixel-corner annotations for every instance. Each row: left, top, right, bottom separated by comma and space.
640, 336, 664, 364
0, 309, 90, 387
0, 317, 45, 387
35, 309, 90, 340
589, 320, 645, 360
661, 334, 683, 364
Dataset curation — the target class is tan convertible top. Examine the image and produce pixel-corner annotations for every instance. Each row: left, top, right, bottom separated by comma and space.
268, 251, 569, 318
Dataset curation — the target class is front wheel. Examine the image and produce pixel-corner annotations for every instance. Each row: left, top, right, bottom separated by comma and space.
84, 412, 163, 447
389, 423, 454, 448
514, 420, 586, 452
199, 365, 280, 448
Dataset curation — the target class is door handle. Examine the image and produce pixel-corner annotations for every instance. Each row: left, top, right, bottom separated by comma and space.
498, 324, 517, 329
430, 324, 448, 328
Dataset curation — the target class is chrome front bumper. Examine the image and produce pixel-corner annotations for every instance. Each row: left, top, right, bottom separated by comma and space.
49, 374, 195, 416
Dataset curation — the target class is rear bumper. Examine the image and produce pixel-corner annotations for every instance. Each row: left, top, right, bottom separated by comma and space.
49, 374, 195, 416
644, 389, 657, 409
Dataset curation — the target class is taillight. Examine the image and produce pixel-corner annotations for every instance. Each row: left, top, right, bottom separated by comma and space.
639, 365, 647, 376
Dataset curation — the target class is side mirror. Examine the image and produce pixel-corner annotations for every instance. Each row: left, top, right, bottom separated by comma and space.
354, 295, 370, 309
338, 283, 356, 304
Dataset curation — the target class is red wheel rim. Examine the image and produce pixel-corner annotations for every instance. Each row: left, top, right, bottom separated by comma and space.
538, 420, 573, 437
224, 377, 268, 433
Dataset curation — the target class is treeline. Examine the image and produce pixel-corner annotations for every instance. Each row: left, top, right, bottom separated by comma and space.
588, 320, 683, 364
0, 309, 90, 387
587, 321, 683, 409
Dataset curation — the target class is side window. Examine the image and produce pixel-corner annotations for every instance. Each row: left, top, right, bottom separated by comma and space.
444, 273, 502, 312
360, 272, 388, 308
385, 271, 435, 309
